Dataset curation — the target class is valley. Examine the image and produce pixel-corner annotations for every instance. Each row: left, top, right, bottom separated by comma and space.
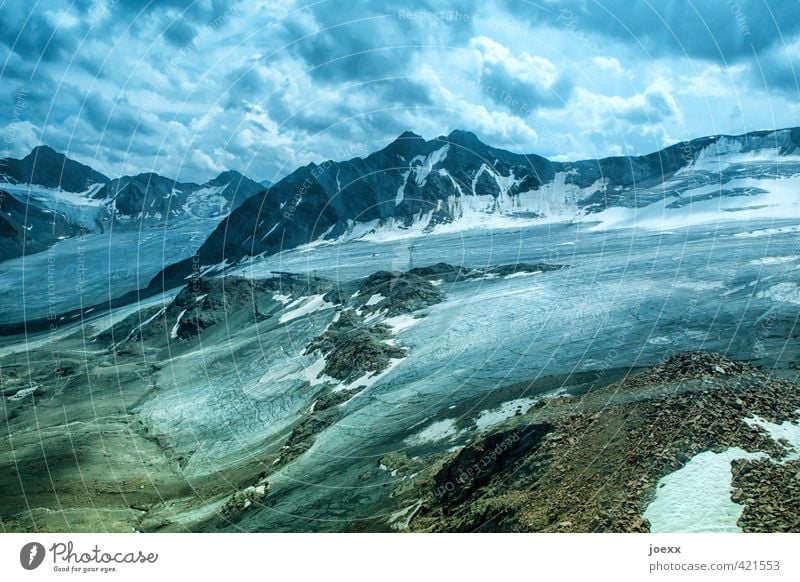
1, 128, 800, 532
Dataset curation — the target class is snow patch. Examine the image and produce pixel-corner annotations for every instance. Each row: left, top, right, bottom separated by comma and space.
644, 447, 765, 533
170, 309, 187, 339
384, 314, 421, 333
8, 385, 38, 401
395, 170, 410, 205
279, 294, 334, 323
474, 397, 539, 432
332, 357, 405, 395
504, 270, 542, 279
364, 293, 385, 306
404, 418, 461, 446
272, 293, 292, 305
413, 145, 449, 186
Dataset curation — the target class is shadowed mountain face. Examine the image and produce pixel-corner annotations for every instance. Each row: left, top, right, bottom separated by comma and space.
156, 127, 800, 288
93, 170, 264, 221
0, 145, 109, 193
0, 189, 83, 261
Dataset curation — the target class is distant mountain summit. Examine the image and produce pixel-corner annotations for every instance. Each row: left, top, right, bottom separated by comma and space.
155, 126, 800, 288
0, 145, 109, 193
93, 169, 263, 221
0, 147, 266, 261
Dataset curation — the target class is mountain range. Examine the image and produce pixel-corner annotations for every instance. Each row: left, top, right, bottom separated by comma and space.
0, 146, 265, 260
2, 126, 799, 292
156, 126, 800, 287
3, 126, 800, 534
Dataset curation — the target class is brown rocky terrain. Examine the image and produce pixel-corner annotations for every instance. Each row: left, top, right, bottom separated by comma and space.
395, 352, 800, 532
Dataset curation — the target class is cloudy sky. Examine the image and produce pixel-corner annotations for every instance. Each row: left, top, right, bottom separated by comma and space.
1, 0, 798, 183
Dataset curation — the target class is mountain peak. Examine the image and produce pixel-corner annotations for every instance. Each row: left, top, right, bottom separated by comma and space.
445, 129, 482, 146
210, 169, 245, 183
11, 145, 109, 192
26, 145, 63, 160
398, 130, 422, 139
382, 131, 426, 158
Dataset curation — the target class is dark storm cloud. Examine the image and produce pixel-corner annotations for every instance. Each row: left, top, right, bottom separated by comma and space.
371, 78, 434, 107
0, 5, 83, 63
163, 19, 198, 46
83, 93, 153, 136
112, 0, 232, 25
753, 41, 800, 94
224, 66, 269, 110
533, 0, 800, 63
0, 49, 36, 82
282, 0, 476, 83
281, 15, 411, 83
8, 73, 84, 122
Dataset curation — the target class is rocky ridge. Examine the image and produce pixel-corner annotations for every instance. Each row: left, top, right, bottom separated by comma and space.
390, 352, 800, 532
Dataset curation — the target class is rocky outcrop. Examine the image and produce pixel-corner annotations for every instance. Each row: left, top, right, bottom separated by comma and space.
307, 313, 406, 382
403, 352, 800, 532
220, 483, 269, 518
99, 273, 333, 348
431, 424, 552, 509
345, 270, 445, 317
732, 458, 800, 532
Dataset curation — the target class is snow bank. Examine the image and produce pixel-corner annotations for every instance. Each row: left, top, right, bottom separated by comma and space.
644, 447, 765, 532
279, 294, 334, 323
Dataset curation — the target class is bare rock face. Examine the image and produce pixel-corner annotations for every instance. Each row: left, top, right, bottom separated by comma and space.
349, 270, 445, 317
402, 352, 800, 533
431, 424, 552, 509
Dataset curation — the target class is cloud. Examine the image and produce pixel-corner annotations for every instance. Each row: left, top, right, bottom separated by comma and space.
83, 93, 153, 136
0, 4, 86, 63
591, 56, 625, 75
163, 18, 198, 47
570, 80, 683, 128
469, 36, 572, 109
0, 0, 797, 185
530, 0, 800, 63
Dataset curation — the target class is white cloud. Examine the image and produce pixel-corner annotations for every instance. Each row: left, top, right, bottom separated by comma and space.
568, 79, 682, 129
471, 36, 558, 88
591, 56, 625, 75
